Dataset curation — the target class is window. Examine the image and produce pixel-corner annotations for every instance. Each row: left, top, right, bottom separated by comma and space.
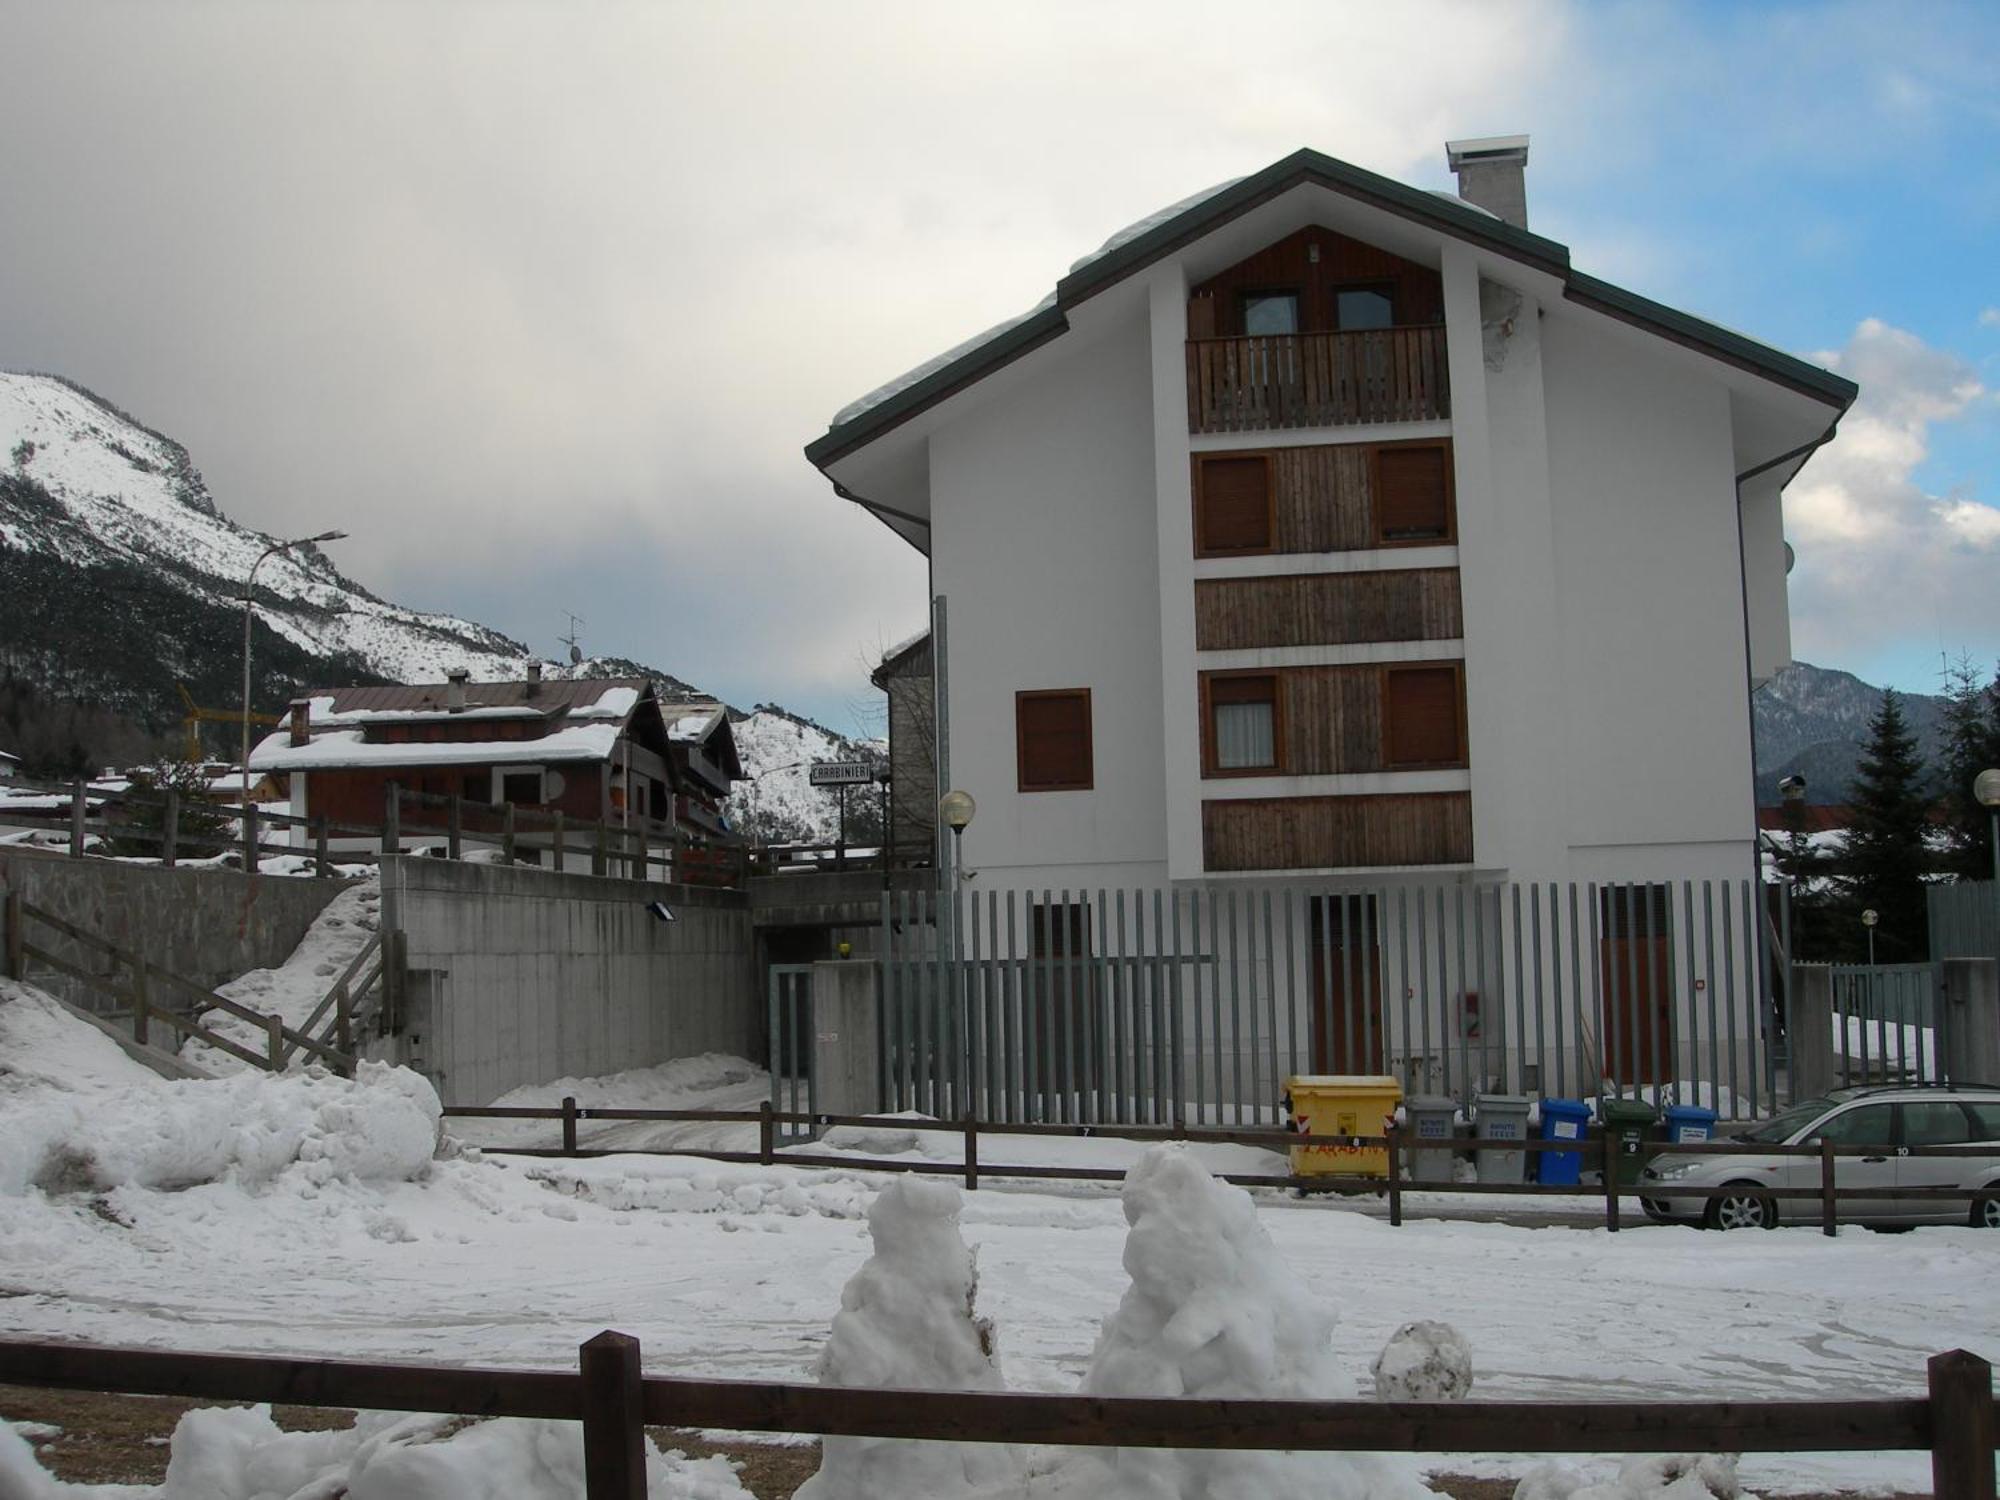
1240, 291, 1300, 336
1967, 1101, 2000, 1142
1205, 673, 1280, 775
1375, 442, 1453, 543
1016, 689, 1093, 792
1382, 665, 1463, 768
1193, 453, 1273, 555
1334, 285, 1396, 330
1809, 1103, 1894, 1148
1901, 1101, 1972, 1147
500, 770, 541, 806
462, 771, 489, 803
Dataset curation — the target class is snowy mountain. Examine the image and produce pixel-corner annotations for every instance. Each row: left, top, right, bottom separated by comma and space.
724, 704, 886, 844
1751, 661, 1950, 804
0, 371, 880, 841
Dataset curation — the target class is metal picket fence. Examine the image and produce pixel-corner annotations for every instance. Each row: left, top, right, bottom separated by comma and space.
1829, 964, 1940, 1086
879, 878, 1784, 1126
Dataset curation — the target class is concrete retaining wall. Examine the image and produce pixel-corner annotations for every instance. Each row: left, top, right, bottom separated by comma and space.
0, 848, 351, 1006
380, 856, 758, 1105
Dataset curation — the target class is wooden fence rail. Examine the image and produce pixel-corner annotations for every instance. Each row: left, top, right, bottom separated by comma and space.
0, 891, 360, 1076
0, 772, 758, 888
0, 1336, 1989, 1500
442, 1101, 2000, 1237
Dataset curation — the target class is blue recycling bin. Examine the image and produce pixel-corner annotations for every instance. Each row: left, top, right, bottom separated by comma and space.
1535, 1097, 1592, 1185
1663, 1103, 1719, 1145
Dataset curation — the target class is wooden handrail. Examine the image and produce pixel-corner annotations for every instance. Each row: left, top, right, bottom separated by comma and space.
1186, 324, 1450, 433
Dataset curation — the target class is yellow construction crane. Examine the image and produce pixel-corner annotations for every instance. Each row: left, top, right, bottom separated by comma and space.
177, 682, 278, 763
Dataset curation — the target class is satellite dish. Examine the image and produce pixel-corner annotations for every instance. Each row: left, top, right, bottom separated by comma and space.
545, 771, 566, 799
1783, 542, 1795, 576
569, 644, 584, 665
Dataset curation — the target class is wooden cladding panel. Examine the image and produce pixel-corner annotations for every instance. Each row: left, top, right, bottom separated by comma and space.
1193, 569, 1461, 651
1200, 662, 1467, 778
1190, 226, 1444, 335
1196, 439, 1454, 556
1202, 792, 1473, 872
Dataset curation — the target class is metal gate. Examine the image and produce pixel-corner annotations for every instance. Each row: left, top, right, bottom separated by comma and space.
1829, 963, 1941, 1085
767, 963, 815, 1144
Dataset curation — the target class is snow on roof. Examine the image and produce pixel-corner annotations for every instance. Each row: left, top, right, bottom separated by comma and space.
666, 702, 727, 743
827, 178, 1248, 432
304, 679, 644, 723
0, 749, 19, 763
248, 720, 624, 773
878, 629, 930, 667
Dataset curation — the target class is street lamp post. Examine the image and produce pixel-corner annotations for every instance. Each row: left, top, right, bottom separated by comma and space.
1976, 769, 2000, 890
242, 531, 348, 814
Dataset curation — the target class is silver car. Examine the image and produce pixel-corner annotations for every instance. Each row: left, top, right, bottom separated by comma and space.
1640, 1085, 2000, 1230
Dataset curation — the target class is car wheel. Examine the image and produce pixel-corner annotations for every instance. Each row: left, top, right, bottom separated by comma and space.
1705, 1184, 1777, 1231
1971, 1194, 2000, 1230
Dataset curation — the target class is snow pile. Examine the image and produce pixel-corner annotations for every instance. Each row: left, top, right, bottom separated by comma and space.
0, 984, 441, 1196
0, 1403, 750, 1498
1059, 1145, 1436, 1500
186, 879, 381, 1071
1516, 1454, 1745, 1500
796, 1176, 1023, 1500
1372, 1321, 1474, 1402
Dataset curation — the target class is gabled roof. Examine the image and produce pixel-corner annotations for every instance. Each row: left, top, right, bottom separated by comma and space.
806, 146, 1857, 473
663, 700, 745, 784
306, 677, 646, 721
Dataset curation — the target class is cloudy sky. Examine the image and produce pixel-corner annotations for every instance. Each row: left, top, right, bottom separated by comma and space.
2, 0, 1995, 731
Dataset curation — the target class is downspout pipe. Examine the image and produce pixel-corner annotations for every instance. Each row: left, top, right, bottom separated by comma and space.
1730, 419, 1840, 1046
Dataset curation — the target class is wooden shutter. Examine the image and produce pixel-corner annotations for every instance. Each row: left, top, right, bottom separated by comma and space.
1017, 689, 1093, 791
1375, 443, 1451, 542
1382, 665, 1462, 767
1195, 454, 1272, 555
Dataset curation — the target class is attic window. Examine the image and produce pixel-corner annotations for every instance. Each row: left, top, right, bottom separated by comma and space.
1240, 291, 1300, 336
500, 770, 542, 806
1334, 285, 1396, 330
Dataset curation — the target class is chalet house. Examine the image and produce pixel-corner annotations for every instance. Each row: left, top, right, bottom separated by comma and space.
810, 137, 1856, 898
248, 668, 727, 848
662, 700, 746, 837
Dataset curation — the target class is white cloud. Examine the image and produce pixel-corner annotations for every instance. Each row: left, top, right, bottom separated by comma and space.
1786, 319, 1998, 666
1981, 307, 2000, 329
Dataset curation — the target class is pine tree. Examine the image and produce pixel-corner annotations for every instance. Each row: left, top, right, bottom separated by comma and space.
1837, 688, 1932, 962
1935, 655, 2000, 882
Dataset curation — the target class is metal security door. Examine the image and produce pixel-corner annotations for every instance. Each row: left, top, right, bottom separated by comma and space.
768, 964, 815, 1144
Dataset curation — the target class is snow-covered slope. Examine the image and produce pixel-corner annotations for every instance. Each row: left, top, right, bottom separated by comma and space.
726, 705, 885, 843
1, 371, 533, 685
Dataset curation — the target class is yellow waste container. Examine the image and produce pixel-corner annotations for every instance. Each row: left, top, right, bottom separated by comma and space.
1284, 1074, 1404, 1178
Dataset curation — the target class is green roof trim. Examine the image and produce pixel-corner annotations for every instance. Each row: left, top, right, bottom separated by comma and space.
806, 147, 1855, 471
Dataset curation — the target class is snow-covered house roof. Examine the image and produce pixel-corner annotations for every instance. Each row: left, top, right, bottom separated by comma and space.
0, 749, 18, 777
662, 699, 744, 793
247, 676, 667, 774
870, 630, 931, 689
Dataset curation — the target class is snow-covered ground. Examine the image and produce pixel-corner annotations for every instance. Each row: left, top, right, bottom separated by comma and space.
3, 991, 1996, 1496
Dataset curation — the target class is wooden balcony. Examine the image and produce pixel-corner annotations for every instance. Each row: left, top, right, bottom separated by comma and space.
1186, 325, 1450, 435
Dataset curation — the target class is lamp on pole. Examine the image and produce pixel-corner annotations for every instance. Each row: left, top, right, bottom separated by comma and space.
1860, 907, 1878, 967
1976, 768, 2000, 889
243, 531, 347, 811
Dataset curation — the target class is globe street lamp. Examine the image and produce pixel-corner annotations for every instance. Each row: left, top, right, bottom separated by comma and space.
939, 789, 976, 883
1860, 907, 1878, 967
243, 531, 348, 813
1976, 768, 2000, 888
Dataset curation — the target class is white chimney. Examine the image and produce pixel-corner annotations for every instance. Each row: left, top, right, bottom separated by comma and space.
526, 659, 543, 696
446, 668, 469, 713
1445, 135, 1530, 229
288, 698, 311, 747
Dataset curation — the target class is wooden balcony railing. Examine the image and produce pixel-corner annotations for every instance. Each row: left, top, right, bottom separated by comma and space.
1186, 325, 1450, 434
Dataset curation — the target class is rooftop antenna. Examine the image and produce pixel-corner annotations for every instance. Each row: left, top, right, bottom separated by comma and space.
560, 611, 585, 671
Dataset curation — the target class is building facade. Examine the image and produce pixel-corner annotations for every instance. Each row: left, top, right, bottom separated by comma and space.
812, 138, 1854, 903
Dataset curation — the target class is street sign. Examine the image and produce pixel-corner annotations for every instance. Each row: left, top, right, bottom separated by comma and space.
809, 760, 875, 787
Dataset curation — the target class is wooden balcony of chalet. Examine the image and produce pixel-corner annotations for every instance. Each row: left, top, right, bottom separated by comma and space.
1186, 324, 1450, 435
